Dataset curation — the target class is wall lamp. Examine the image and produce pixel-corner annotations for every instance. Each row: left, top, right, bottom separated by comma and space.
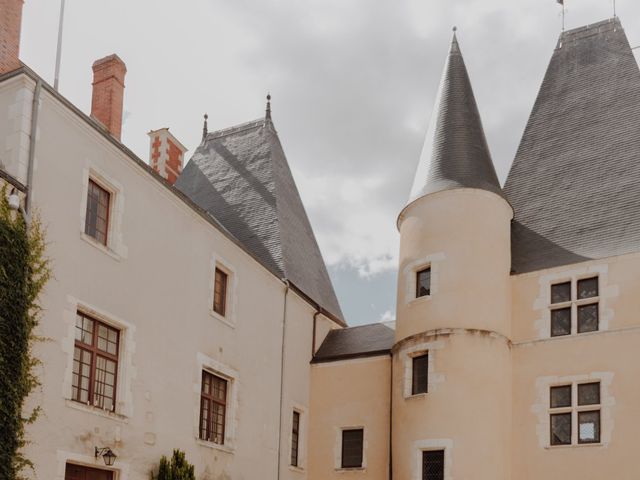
94, 447, 117, 466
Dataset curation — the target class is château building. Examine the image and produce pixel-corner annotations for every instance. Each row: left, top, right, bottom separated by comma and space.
1, 2, 640, 479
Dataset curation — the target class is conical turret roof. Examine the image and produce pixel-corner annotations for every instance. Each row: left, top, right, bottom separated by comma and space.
408, 32, 504, 205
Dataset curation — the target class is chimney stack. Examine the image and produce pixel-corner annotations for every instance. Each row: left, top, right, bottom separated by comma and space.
0, 0, 25, 75
91, 54, 126, 140
148, 128, 187, 185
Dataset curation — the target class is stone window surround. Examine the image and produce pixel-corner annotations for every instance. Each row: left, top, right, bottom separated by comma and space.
400, 340, 446, 399
403, 253, 445, 306
334, 425, 367, 471
194, 352, 239, 454
56, 450, 130, 480
533, 264, 618, 340
79, 166, 128, 260
288, 402, 307, 473
61, 296, 137, 420
533, 372, 614, 449
208, 254, 238, 329
412, 439, 453, 480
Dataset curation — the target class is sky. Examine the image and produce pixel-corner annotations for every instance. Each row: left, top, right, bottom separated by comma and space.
19, 0, 638, 326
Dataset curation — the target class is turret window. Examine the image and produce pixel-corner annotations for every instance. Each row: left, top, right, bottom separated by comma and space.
412, 353, 429, 395
416, 268, 431, 298
422, 450, 445, 480
550, 277, 599, 337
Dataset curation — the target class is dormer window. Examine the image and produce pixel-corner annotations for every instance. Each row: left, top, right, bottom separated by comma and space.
416, 268, 431, 298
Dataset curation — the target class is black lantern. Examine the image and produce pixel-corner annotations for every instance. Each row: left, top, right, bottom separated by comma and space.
95, 447, 117, 466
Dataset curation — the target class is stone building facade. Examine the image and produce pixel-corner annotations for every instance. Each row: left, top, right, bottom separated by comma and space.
2, 2, 640, 479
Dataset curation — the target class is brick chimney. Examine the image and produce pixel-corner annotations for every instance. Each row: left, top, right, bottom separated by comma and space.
0, 0, 25, 75
148, 128, 187, 185
91, 54, 127, 140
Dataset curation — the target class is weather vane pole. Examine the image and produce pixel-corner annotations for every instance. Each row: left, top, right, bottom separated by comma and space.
53, 0, 66, 91
613, 0, 616, 17
557, 0, 566, 31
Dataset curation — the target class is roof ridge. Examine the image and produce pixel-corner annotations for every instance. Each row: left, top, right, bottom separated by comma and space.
205, 118, 264, 141
559, 17, 620, 45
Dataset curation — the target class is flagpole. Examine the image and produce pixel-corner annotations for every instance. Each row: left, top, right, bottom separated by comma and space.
562, 3, 565, 31
53, 0, 66, 91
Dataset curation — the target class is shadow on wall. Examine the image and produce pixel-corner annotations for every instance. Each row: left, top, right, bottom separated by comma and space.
511, 221, 592, 274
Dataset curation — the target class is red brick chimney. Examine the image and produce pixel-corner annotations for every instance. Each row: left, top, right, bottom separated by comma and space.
0, 0, 25, 75
148, 128, 187, 185
91, 54, 127, 140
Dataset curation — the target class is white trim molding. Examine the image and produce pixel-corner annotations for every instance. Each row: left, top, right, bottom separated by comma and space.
79, 165, 128, 260
399, 340, 446, 399
208, 253, 238, 328
334, 425, 367, 471
403, 252, 446, 306
413, 438, 453, 480
61, 296, 137, 419
194, 352, 239, 453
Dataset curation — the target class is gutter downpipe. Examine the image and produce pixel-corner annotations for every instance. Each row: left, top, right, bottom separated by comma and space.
277, 279, 290, 480
22, 78, 42, 226
389, 351, 393, 480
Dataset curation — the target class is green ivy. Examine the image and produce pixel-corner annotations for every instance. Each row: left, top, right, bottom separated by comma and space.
0, 185, 50, 479
150, 450, 196, 480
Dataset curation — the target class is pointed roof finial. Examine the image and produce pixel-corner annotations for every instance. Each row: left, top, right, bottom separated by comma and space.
202, 113, 208, 142
265, 93, 272, 121
451, 26, 460, 54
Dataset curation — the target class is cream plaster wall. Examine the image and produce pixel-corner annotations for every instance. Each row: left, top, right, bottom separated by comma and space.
308, 356, 390, 480
0, 74, 337, 480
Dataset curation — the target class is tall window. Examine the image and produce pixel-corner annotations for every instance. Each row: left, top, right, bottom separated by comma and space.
72, 312, 119, 411
341, 428, 364, 469
422, 450, 445, 480
550, 277, 599, 337
291, 410, 300, 467
412, 353, 429, 395
213, 268, 228, 316
200, 371, 227, 444
416, 267, 431, 298
550, 382, 601, 446
85, 179, 110, 245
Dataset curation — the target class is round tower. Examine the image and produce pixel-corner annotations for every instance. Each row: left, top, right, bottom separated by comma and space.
392, 32, 513, 480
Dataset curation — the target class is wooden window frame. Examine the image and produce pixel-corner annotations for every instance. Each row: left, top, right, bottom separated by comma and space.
341, 428, 364, 469
549, 382, 601, 446
550, 276, 599, 337
213, 267, 228, 317
85, 179, 111, 246
412, 353, 429, 395
291, 410, 301, 467
72, 312, 119, 411
199, 370, 228, 445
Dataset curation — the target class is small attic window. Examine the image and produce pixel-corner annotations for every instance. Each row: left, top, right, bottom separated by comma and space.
416, 268, 431, 298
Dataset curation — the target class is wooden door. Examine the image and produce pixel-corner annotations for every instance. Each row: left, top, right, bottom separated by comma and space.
65, 463, 113, 480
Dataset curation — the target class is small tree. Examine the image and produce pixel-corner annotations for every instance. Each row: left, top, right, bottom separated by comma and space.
151, 449, 196, 480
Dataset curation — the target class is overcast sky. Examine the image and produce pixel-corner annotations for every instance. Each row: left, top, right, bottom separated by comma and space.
19, 0, 638, 326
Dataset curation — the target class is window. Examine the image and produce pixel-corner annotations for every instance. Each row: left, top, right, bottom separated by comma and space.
341, 428, 364, 469
72, 312, 119, 411
213, 268, 228, 316
416, 268, 431, 298
412, 354, 429, 395
422, 450, 445, 480
200, 371, 227, 444
549, 382, 601, 446
85, 179, 110, 245
550, 277, 599, 337
65, 464, 113, 480
291, 411, 300, 467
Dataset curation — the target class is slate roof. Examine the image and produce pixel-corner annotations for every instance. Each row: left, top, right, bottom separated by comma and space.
175, 118, 344, 322
408, 32, 504, 206
312, 322, 395, 363
505, 18, 640, 273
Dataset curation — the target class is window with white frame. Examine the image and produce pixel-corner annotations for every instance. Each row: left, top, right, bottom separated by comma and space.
550, 382, 601, 446
199, 370, 228, 445
550, 277, 599, 337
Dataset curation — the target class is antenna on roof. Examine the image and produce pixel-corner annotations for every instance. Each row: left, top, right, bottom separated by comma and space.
202, 113, 208, 142
53, 0, 66, 90
557, 0, 565, 31
265, 93, 272, 121
613, 0, 617, 17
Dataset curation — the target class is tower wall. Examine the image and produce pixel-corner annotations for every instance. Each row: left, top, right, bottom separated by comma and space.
393, 188, 513, 480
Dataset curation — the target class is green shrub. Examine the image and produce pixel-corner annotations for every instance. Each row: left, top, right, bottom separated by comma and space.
150, 449, 196, 480
0, 186, 50, 479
